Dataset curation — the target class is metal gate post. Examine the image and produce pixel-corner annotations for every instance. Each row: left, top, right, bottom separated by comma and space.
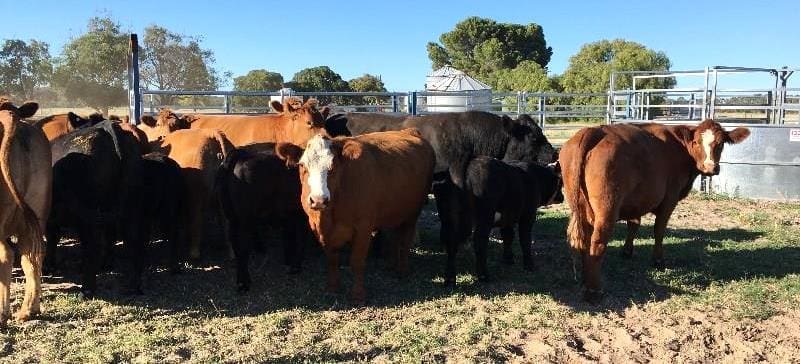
538, 96, 545, 127
408, 91, 418, 115
391, 95, 398, 113
127, 34, 141, 124
224, 95, 231, 114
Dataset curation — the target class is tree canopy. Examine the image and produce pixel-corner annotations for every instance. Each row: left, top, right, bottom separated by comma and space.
52, 17, 128, 115
232, 69, 284, 108
427, 17, 552, 80
0, 39, 52, 101
348, 74, 386, 93
290, 66, 350, 105
488, 61, 559, 92
561, 39, 674, 103
140, 25, 225, 91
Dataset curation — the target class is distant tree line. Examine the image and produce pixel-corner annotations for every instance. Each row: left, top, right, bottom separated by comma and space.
0, 15, 675, 116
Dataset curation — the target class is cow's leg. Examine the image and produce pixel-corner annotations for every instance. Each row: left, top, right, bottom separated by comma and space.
229, 219, 251, 292
166, 220, 181, 275
0, 240, 13, 326
15, 233, 43, 322
518, 213, 536, 271
186, 195, 204, 261
284, 215, 306, 274
78, 224, 99, 298
44, 222, 61, 274
652, 205, 677, 269
324, 245, 340, 294
472, 208, 493, 282
622, 218, 640, 259
122, 219, 145, 295
584, 217, 613, 303
391, 219, 417, 277
501, 226, 515, 265
349, 230, 372, 305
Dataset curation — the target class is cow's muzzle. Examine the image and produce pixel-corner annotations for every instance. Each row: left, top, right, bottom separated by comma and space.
309, 195, 329, 210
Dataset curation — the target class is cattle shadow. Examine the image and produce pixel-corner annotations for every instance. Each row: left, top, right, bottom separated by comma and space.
32, 203, 800, 317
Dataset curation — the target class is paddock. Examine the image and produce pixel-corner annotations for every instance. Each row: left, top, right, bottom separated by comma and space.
3, 192, 799, 362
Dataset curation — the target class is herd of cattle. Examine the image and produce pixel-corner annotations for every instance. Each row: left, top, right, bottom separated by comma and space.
0, 96, 750, 325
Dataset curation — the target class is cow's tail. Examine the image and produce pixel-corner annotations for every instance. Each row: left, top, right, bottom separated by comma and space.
0, 116, 44, 268
211, 130, 234, 162
215, 148, 247, 221
564, 130, 598, 256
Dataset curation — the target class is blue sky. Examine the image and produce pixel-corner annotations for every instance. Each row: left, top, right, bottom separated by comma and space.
2, 0, 799, 91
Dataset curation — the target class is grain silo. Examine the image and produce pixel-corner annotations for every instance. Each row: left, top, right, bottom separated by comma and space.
425, 65, 492, 112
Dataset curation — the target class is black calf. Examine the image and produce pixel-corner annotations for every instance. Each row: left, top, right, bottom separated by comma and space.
216, 144, 309, 292
439, 156, 563, 285
140, 152, 186, 273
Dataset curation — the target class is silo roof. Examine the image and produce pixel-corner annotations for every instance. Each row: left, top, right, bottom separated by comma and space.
425, 65, 491, 91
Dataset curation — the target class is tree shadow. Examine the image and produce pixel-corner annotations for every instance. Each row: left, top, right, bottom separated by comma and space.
32, 202, 800, 318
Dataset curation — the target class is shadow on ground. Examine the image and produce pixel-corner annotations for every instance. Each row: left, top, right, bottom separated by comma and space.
29, 201, 800, 318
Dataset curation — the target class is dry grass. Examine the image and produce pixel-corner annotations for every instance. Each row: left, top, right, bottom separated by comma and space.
1, 193, 799, 363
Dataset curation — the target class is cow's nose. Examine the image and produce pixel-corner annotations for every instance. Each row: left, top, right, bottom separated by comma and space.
703, 161, 717, 173
309, 195, 329, 210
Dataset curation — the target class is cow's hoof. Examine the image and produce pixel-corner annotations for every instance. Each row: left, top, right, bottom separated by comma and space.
477, 274, 491, 283
583, 289, 604, 304
349, 293, 367, 307
652, 258, 665, 270
444, 277, 456, 287
81, 288, 96, 299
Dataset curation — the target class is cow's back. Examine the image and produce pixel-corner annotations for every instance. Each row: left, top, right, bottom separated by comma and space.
189, 114, 279, 146
335, 129, 435, 228
561, 123, 696, 222
342, 113, 406, 136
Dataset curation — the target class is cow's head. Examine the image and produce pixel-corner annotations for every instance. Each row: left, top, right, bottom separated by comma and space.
503, 114, 556, 166
282, 134, 350, 211
139, 109, 192, 142
545, 161, 565, 205
270, 97, 331, 146
686, 120, 750, 176
0, 98, 38, 119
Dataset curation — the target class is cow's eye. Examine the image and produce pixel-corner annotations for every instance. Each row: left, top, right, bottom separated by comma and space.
307, 120, 312, 127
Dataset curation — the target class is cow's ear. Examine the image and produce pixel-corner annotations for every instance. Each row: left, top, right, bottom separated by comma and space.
275, 142, 304, 167
726, 127, 750, 144
140, 115, 157, 127
17, 102, 38, 119
67, 112, 89, 129
270, 100, 284, 113
88, 113, 105, 124
341, 140, 362, 160
676, 125, 695, 143
320, 106, 330, 119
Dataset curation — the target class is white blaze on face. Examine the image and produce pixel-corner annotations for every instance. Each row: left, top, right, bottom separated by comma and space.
300, 134, 334, 209
701, 129, 716, 171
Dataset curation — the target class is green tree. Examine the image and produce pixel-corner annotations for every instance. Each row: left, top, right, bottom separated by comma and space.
290, 66, 351, 105
140, 25, 227, 106
52, 17, 128, 116
0, 39, 52, 101
561, 39, 674, 105
232, 69, 284, 109
488, 61, 556, 92
347, 73, 387, 110
427, 16, 552, 79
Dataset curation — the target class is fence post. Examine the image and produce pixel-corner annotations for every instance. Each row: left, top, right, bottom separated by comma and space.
127, 34, 141, 124
224, 95, 231, 114
391, 94, 398, 113
538, 96, 545, 127
408, 91, 418, 115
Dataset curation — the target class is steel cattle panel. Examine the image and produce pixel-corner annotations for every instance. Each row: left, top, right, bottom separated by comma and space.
711, 125, 800, 200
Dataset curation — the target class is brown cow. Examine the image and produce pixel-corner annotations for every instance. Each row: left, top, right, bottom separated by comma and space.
33, 112, 106, 141
278, 129, 435, 304
151, 129, 234, 259
0, 101, 52, 325
139, 97, 330, 147
559, 120, 750, 301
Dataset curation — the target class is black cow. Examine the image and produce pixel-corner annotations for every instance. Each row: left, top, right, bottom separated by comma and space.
139, 152, 185, 273
440, 156, 563, 285
46, 117, 145, 297
216, 143, 309, 292
337, 112, 406, 136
